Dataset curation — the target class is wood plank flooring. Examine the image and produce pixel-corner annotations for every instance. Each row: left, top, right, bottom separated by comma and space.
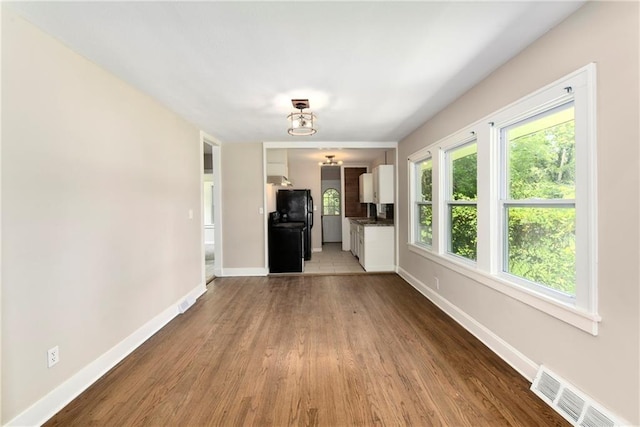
45, 274, 568, 426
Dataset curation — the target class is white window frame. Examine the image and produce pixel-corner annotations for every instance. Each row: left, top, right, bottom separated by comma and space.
410, 151, 434, 249
443, 138, 478, 264
322, 188, 341, 216
496, 100, 576, 305
407, 64, 599, 335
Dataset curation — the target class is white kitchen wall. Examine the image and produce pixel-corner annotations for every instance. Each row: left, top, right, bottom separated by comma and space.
397, 2, 639, 424
2, 8, 202, 423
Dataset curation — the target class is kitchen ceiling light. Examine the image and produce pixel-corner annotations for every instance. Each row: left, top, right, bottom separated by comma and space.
287, 99, 317, 136
318, 155, 342, 166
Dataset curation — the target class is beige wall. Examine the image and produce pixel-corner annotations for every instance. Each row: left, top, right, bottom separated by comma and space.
371, 148, 396, 169
397, 2, 639, 424
1, 9, 202, 423
220, 142, 265, 269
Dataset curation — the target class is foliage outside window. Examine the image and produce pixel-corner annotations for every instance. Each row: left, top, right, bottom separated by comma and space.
322, 188, 340, 216
406, 65, 597, 332
415, 157, 433, 246
501, 103, 576, 297
446, 141, 477, 261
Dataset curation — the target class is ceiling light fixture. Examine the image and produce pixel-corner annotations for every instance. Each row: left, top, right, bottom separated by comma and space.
318, 155, 343, 167
287, 99, 317, 136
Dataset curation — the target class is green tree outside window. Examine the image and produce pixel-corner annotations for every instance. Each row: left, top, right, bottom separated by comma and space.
322, 188, 340, 216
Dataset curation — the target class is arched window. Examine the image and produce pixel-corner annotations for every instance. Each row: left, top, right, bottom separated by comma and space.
322, 188, 340, 216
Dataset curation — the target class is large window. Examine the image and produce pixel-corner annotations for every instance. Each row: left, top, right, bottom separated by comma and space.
407, 65, 597, 333
446, 141, 477, 261
500, 102, 576, 300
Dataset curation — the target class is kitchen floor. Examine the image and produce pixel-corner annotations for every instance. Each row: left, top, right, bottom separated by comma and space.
304, 242, 365, 274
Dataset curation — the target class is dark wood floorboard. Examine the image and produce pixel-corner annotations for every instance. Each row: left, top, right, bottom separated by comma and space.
44, 274, 568, 426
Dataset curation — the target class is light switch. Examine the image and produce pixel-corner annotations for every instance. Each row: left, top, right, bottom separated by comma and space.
259, 207, 264, 214
188, 209, 193, 219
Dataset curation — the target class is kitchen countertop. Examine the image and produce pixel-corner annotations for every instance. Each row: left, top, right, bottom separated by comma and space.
349, 217, 394, 227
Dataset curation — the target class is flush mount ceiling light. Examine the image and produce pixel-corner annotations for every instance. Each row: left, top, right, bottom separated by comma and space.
318, 155, 343, 166
287, 99, 317, 136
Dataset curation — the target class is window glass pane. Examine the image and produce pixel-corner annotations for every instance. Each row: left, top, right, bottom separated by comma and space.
417, 158, 432, 201
505, 206, 576, 296
451, 142, 477, 201
417, 203, 432, 246
322, 188, 340, 216
505, 103, 575, 200
449, 205, 477, 261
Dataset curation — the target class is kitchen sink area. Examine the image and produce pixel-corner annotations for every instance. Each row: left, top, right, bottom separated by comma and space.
349, 217, 395, 272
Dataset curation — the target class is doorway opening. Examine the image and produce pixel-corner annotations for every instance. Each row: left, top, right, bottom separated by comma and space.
202, 133, 222, 284
321, 166, 342, 244
203, 142, 215, 282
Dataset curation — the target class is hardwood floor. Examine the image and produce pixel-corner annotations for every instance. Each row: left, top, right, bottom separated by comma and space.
45, 274, 568, 426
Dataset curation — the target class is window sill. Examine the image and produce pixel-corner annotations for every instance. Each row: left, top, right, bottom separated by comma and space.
407, 243, 601, 335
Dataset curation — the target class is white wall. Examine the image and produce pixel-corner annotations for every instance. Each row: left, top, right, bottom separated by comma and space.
397, 2, 639, 424
1, 9, 202, 423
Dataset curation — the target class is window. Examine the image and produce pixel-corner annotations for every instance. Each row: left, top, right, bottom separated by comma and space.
322, 188, 340, 216
415, 156, 433, 246
446, 141, 477, 261
407, 64, 597, 333
500, 102, 576, 301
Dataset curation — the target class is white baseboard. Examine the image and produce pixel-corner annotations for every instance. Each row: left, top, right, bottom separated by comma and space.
220, 267, 269, 277
397, 267, 538, 381
364, 265, 396, 273
6, 283, 207, 427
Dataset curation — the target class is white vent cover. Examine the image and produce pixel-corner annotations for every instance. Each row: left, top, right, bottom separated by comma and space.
531, 366, 624, 426
178, 296, 196, 314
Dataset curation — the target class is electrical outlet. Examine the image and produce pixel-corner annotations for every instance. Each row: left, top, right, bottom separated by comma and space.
48, 346, 59, 368
434, 276, 440, 290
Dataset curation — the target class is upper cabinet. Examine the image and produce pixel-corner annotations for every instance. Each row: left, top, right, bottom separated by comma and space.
373, 164, 394, 204
359, 173, 373, 203
266, 148, 288, 177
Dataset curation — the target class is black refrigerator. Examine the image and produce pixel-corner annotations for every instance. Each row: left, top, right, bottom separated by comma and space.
276, 189, 313, 260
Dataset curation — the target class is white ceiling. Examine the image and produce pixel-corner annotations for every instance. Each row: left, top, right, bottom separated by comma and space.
7, 1, 584, 145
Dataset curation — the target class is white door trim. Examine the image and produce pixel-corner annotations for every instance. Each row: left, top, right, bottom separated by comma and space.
201, 131, 223, 279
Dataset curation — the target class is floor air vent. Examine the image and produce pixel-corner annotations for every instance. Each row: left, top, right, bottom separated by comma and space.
531, 366, 623, 426
178, 296, 196, 314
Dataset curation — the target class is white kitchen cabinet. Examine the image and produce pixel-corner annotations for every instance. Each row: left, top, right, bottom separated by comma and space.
360, 225, 394, 272
358, 224, 364, 263
359, 173, 373, 203
372, 164, 394, 204
266, 162, 288, 177
355, 223, 363, 259
266, 148, 289, 177
350, 223, 357, 256
350, 220, 362, 258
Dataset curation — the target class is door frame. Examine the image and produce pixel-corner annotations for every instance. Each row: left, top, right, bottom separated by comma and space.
320, 184, 342, 244
262, 141, 397, 270
201, 131, 223, 280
